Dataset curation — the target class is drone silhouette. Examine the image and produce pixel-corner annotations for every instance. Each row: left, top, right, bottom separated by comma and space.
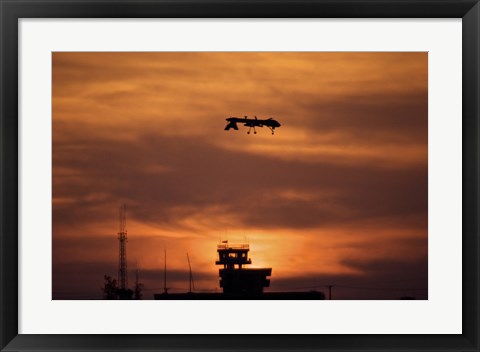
224, 116, 281, 135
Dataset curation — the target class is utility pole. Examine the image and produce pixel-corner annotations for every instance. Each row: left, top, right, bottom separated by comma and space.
327, 285, 333, 300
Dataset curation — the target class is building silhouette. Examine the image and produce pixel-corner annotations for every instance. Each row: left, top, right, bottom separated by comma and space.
154, 241, 325, 300
216, 242, 271, 296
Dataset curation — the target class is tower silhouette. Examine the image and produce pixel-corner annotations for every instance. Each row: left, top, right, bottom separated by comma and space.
118, 204, 128, 290
216, 241, 271, 295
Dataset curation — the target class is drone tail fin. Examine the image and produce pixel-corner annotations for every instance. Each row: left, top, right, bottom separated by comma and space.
225, 122, 239, 131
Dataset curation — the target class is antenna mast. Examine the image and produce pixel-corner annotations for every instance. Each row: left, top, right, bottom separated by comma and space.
187, 253, 195, 293
163, 248, 168, 294
118, 204, 128, 290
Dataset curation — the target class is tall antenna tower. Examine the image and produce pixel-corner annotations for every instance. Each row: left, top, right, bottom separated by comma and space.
118, 204, 128, 290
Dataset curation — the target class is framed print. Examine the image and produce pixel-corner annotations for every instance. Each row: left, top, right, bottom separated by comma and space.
50, 51, 428, 303
1, 0, 479, 351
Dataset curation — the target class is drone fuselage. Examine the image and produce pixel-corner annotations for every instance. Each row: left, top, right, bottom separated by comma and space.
225, 116, 281, 133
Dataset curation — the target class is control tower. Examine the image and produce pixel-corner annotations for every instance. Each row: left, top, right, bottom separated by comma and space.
216, 242, 272, 296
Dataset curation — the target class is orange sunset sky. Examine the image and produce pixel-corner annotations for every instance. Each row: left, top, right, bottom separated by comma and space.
52, 52, 428, 299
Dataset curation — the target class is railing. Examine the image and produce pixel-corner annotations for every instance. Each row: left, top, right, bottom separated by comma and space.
217, 243, 249, 250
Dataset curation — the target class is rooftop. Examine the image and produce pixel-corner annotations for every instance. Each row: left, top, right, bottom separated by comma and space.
217, 243, 249, 250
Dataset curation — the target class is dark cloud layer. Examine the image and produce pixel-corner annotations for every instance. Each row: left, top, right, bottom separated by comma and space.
53, 132, 426, 231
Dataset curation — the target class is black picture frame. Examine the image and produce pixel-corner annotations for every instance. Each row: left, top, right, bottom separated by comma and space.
1, 1, 478, 351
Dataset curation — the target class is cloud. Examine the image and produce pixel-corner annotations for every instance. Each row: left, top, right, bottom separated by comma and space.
53, 131, 426, 231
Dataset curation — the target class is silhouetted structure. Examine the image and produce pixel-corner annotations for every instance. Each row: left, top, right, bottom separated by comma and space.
102, 274, 134, 300
187, 252, 195, 293
102, 275, 118, 299
100, 205, 138, 300
163, 248, 168, 294
154, 241, 325, 300
118, 204, 128, 290
154, 291, 325, 300
134, 264, 144, 300
327, 285, 333, 300
216, 242, 271, 295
